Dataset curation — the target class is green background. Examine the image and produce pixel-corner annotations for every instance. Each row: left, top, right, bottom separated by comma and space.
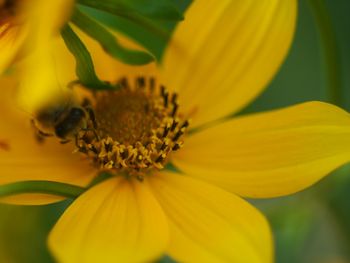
1, 0, 350, 262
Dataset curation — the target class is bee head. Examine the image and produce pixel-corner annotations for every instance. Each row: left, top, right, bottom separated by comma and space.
54, 107, 86, 139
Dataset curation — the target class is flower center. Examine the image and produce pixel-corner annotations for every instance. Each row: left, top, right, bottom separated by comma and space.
77, 77, 189, 179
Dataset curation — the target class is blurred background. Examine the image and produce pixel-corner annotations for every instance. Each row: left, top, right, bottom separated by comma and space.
1, 0, 350, 262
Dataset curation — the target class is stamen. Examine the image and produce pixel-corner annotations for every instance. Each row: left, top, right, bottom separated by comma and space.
172, 142, 183, 151
75, 76, 190, 178
171, 94, 177, 104
172, 128, 185, 142
170, 118, 178, 131
118, 77, 129, 89
149, 77, 155, 93
181, 120, 190, 129
161, 86, 169, 107
171, 103, 178, 117
136, 76, 145, 89
162, 124, 170, 138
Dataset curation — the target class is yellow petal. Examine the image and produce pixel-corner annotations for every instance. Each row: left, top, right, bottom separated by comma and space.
0, 0, 73, 74
25, 0, 74, 39
149, 171, 272, 263
49, 177, 169, 263
161, 0, 297, 128
16, 35, 74, 113
173, 102, 350, 198
1, 194, 66, 205
78, 28, 159, 83
14, 0, 74, 112
0, 24, 27, 74
0, 76, 95, 205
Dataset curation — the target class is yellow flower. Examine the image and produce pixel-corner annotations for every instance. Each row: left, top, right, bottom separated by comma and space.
0, 0, 73, 73
2, 0, 350, 262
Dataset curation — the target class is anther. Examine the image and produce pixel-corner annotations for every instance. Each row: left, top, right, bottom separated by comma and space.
172, 142, 182, 151
136, 76, 146, 89
171, 93, 178, 105
164, 93, 169, 107
171, 103, 178, 117
121, 150, 128, 159
171, 119, 178, 132
149, 77, 155, 93
161, 85, 166, 96
118, 77, 129, 89
155, 153, 166, 163
161, 86, 169, 107
181, 120, 190, 129
172, 128, 185, 141
162, 125, 170, 137
160, 141, 168, 150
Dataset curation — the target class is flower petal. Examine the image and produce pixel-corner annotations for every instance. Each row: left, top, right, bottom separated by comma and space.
173, 102, 350, 198
15, 34, 76, 113
0, 76, 95, 205
25, 0, 74, 39
149, 171, 272, 263
49, 177, 169, 263
77, 28, 159, 83
0, 194, 66, 205
0, 25, 27, 74
161, 0, 297, 128
0, 0, 74, 74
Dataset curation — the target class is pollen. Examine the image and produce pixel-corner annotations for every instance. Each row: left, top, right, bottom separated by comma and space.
76, 77, 190, 179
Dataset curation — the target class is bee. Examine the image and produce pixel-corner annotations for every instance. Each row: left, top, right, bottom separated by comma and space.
31, 95, 97, 145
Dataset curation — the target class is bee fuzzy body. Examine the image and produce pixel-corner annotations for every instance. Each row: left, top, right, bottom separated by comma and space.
32, 98, 95, 144
54, 107, 87, 140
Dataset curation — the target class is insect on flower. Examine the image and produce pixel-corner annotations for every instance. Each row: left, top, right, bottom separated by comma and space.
31, 94, 97, 145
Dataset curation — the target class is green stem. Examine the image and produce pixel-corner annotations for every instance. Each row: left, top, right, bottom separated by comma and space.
307, 0, 342, 106
0, 181, 85, 199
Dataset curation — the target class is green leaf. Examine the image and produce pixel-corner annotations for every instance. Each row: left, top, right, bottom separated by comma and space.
87, 172, 115, 188
80, 6, 167, 60
72, 8, 154, 65
79, 0, 191, 61
77, 0, 183, 21
77, 1, 171, 42
0, 181, 85, 199
61, 25, 115, 90
157, 255, 177, 263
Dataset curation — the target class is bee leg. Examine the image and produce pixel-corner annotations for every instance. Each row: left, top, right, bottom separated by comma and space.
60, 139, 71, 144
74, 134, 87, 153
37, 130, 53, 137
30, 119, 52, 136
86, 107, 98, 129
30, 119, 52, 143
82, 98, 98, 129
81, 127, 100, 141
